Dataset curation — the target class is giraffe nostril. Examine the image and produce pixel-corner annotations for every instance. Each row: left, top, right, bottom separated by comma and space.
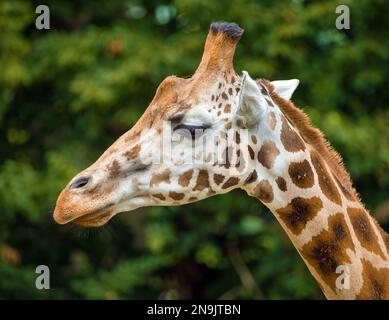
69, 176, 91, 189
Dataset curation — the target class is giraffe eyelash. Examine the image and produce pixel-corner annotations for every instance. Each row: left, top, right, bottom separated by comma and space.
173, 124, 209, 140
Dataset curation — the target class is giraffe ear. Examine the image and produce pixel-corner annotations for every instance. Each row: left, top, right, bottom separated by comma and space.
271, 79, 299, 100
236, 71, 267, 128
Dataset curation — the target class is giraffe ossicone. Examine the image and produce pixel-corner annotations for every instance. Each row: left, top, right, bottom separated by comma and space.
53, 22, 389, 300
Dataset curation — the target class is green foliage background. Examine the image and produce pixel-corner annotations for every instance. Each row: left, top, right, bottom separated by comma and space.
0, 0, 388, 299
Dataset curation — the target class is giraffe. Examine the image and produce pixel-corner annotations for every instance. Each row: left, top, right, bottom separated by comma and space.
53, 22, 389, 300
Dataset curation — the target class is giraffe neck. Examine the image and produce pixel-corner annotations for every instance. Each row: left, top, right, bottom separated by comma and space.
240, 116, 389, 300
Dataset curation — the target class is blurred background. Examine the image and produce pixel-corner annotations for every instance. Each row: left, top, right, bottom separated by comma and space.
0, 0, 388, 299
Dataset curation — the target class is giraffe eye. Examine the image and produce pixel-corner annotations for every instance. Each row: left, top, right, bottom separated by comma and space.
174, 124, 208, 140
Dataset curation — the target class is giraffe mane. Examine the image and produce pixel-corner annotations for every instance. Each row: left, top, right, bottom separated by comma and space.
260, 79, 359, 200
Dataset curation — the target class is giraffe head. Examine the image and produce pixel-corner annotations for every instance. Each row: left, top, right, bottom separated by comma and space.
53, 22, 299, 227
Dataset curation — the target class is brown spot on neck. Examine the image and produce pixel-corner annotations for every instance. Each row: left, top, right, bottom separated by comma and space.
277, 196, 323, 235
153, 193, 166, 200
178, 169, 194, 187
253, 180, 273, 203
257, 140, 280, 169
150, 169, 171, 187
169, 191, 185, 201
288, 159, 314, 189
213, 173, 225, 185
280, 116, 306, 152
244, 170, 257, 185
311, 150, 342, 206
222, 177, 240, 189
347, 207, 385, 259
356, 259, 389, 300
276, 177, 287, 192
300, 213, 355, 292
193, 170, 210, 191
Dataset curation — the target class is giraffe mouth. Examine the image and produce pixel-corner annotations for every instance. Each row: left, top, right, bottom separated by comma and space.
71, 203, 115, 227
71, 195, 151, 227
72, 209, 114, 227
54, 193, 150, 227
